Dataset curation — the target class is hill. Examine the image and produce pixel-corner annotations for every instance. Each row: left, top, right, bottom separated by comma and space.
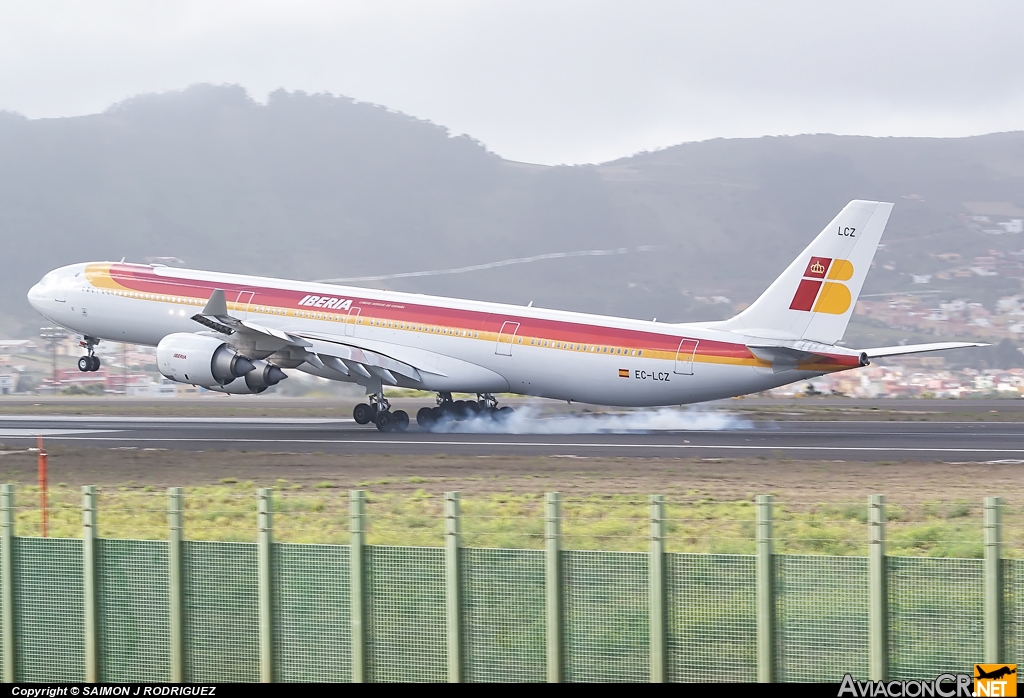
2, 84, 1024, 364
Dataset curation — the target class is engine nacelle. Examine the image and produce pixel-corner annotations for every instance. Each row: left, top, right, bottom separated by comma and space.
201, 361, 287, 394
157, 333, 256, 386
245, 360, 287, 391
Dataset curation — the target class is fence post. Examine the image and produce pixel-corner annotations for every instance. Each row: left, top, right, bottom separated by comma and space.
168, 487, 184, 683
756, 495, 774, 683
350, 490, 366, 683
257, 488, 274, 683
1, 485, 15, 683
545, 492, 563, 683
82, 486, 99, 683
869, 494, 887, 681
984, 496, 1002, 663
649, 495, 667, 683
445, 492, 462, 682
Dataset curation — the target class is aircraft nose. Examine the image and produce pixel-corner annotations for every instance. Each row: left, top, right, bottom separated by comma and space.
27, 282, 44, 310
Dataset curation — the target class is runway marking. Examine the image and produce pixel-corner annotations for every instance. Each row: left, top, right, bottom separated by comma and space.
0, 416, 352, 424
1, 417, 1018, 427
15, 435, 1024, 454
0, 429, 120, 437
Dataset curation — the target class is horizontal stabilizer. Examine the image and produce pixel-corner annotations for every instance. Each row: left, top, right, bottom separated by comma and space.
863, 341, 989, 359
747, 344, 866, 369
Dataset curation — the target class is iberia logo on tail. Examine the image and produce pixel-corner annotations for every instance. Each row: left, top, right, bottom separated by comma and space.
789, 256, 854, 315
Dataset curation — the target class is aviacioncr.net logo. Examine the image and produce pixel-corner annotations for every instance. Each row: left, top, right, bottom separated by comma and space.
838, 673, 975, 697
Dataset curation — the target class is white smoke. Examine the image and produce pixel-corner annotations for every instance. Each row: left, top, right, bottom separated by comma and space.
425, 405, 752, 434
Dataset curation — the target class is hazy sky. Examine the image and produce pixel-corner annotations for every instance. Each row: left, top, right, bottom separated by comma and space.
2, 1, 1023, 164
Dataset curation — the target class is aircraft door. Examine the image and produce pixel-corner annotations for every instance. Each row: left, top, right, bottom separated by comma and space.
495, 321, 520, 356
345, 307, 361, 337
235, 291, 255, 318
674, 338, 699, 375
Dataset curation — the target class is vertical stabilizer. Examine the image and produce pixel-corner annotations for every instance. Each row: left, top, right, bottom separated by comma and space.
718, 200, 893, 344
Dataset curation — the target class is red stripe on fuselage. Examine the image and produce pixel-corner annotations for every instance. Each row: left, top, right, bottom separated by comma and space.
102, 264, 807, 364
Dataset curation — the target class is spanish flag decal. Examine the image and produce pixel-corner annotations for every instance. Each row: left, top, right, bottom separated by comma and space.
618, 369, 630, 378
789, 257, 854, 314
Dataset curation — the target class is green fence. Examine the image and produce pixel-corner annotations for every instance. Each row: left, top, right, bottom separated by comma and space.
0, 485, 1016, 683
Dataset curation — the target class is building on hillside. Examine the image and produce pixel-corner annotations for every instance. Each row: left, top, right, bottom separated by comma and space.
0, 340, 36, 356
0, 374, 15, 395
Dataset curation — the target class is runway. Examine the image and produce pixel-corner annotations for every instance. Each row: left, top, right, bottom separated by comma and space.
2, 413, 1024, 461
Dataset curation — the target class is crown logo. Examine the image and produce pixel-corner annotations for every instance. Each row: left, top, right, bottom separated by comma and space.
809, 261, 825, 275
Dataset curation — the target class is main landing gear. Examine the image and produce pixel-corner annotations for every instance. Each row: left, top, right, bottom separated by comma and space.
77, 336, 101, 372
416, 393, 514, 429
353, 392, 409, 432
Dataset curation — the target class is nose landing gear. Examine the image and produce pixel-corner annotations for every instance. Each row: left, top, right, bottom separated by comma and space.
77, 337, 100, 372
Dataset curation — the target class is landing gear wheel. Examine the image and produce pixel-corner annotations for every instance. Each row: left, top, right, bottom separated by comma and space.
78, 356, 91, 372
496, 406, 515, 421
452, 400, 473, 420
416, 407, 437, 429
353, 403, 374, 425
375, 410, 394, 432
392, 410, 409, 432
89, 356, 100, 372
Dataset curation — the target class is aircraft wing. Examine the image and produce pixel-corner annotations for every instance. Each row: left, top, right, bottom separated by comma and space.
191, 288, 441, 386
295, 334, 426, 385
862, 341, 989, 358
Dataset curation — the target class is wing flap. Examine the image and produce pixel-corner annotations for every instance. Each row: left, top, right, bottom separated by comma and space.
301, 336, 423, 382
298, 332, 444, 378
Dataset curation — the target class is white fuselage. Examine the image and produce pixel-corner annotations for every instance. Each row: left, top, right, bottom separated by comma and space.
27, 262, 856, 406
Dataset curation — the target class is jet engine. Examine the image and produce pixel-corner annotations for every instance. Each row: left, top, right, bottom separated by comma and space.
156, 333, 256, 386
207, 360, 288, 394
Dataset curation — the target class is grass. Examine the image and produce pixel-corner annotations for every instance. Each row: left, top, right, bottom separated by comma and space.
8, 481, 1020, 558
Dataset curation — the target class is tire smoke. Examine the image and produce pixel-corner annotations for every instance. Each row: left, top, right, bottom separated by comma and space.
424, 405, 751, 434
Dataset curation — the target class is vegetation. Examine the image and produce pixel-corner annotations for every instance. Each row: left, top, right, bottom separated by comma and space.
10, 481, 1018, 558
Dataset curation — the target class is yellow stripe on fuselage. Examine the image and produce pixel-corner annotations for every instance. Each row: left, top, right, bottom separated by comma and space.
85, 264, 858, 374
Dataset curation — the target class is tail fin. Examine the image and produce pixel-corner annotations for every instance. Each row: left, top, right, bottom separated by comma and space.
718, 200, 893, 344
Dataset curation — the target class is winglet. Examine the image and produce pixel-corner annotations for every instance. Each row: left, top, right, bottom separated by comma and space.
202, 289, 229, 317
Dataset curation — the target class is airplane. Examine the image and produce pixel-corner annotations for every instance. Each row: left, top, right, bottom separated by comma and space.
27, 200, 986, 431
975, 665, 1016, 681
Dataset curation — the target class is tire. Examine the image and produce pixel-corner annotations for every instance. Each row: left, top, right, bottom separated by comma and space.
78, 356, 91, 372
416, 407, 437, 429
90, 356, 101, 372
353, 403, 374, 425
453, 400, 472, 420
375, 410, 394, 432
392, 410, 409, 432
496, 406, 515, 421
